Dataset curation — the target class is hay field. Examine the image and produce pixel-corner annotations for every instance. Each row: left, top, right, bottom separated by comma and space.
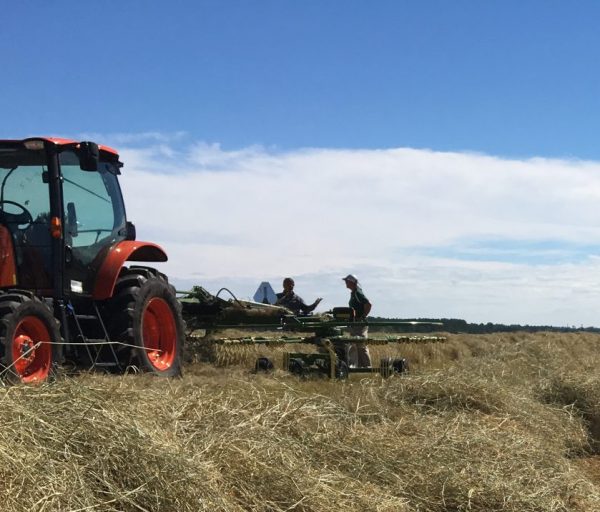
3, 331, 600, 511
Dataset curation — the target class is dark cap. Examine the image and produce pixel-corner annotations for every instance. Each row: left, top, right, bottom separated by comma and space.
342, 274, 358, 283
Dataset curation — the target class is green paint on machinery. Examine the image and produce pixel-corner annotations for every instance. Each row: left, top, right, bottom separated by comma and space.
178, 286, 446, 378
178, 285, 291, 331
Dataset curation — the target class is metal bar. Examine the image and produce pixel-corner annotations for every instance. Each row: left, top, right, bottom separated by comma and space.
201, 320, 445, 331
201, 335, 446, 345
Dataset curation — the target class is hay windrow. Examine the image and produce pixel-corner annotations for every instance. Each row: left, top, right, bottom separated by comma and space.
1, 332, 600, 510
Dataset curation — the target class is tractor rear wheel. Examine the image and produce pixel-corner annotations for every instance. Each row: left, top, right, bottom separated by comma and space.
0, 292, 61, 384
108, 267, 184, 376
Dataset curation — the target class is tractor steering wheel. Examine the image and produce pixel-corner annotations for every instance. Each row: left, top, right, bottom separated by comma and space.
0, 200, 34, 229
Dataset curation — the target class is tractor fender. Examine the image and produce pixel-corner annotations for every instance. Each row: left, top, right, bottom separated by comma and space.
93, 241, 168, 300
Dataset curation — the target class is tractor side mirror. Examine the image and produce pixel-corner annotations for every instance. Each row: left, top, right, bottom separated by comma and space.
66, 202, 78, 238
79, 141, 99, 172
125, 221, 136, 241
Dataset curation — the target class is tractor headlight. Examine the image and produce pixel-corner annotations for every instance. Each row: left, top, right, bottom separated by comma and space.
23, 140, 45, 151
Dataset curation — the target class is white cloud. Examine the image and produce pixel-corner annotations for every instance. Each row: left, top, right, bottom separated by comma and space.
111, 140, 600, 326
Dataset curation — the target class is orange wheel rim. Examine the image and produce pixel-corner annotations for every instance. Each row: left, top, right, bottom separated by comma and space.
12, 316, 52, 383
142, 297, 177, 371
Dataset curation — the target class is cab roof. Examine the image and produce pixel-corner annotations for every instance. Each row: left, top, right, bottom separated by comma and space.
0, 137, 119, 157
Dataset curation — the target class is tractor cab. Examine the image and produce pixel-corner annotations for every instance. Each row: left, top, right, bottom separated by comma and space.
0, 138, 130, 297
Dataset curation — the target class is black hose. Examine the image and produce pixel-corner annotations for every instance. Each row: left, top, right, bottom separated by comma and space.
215, 287, 248, 308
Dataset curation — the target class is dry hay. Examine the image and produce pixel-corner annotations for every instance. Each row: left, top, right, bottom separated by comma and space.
1, 332, 600, 510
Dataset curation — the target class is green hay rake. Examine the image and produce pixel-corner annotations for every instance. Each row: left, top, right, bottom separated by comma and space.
179, 286, 446, 378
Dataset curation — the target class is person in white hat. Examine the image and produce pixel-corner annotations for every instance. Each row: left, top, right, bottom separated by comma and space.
342, 274, 372, 367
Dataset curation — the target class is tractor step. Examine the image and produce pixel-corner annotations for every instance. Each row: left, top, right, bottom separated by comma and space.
67, 301, 124, 372
75, 314, 99, 320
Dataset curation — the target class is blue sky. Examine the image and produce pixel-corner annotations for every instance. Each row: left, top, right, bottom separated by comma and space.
4, 2, 600, 325
4, 1, 600, 157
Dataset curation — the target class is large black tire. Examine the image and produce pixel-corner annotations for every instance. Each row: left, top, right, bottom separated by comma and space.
0, 291, 61, 384
107, 267, 184, 377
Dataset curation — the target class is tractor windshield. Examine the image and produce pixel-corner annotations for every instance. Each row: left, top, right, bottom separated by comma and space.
60, 150, 127, 268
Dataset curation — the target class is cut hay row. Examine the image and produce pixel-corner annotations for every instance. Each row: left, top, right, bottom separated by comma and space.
1, 332, 600, 510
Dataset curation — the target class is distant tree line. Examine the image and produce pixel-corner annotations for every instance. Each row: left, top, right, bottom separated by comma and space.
367, 317, 600, 334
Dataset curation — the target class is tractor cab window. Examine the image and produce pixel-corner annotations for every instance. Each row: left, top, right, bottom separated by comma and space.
0, 149, 52, 288
60, 151, 127, 270
0, 166, 51, 228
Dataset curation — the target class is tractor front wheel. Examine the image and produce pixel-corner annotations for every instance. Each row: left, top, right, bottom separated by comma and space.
0, 292, 61, 384
108, 267, 184, 376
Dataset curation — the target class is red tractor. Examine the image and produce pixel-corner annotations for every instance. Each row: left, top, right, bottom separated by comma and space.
0, 137, 184, 383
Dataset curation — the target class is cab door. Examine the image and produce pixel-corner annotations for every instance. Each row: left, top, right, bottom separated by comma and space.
59, 151, 127, 296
